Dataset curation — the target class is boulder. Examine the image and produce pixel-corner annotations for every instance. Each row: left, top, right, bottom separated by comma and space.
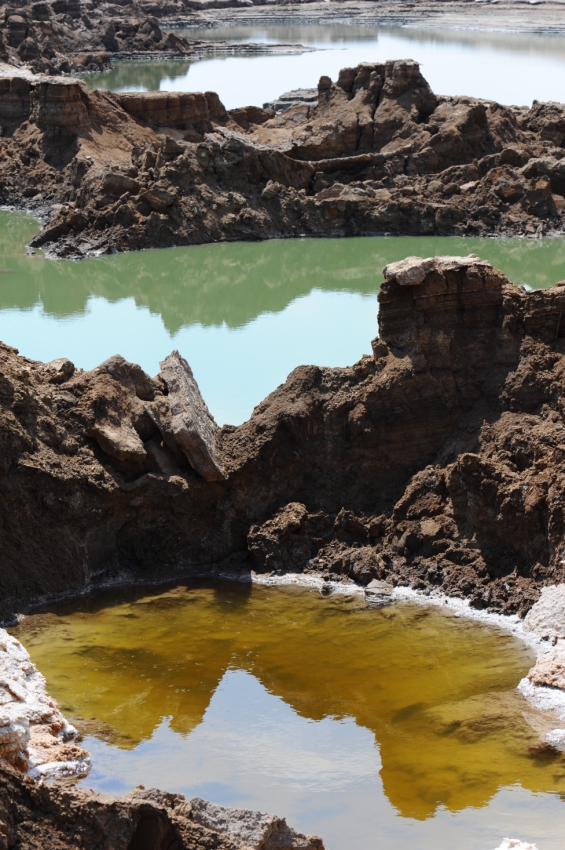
100, 172, 140, 198
158, 351, 226, 482
527, 647, 565, 690
524, 584, 565, 640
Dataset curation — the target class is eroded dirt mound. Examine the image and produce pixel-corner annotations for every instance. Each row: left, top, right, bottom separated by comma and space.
2, 60, 565, 256
1, 255, 565, 620
0, 766, 324, 849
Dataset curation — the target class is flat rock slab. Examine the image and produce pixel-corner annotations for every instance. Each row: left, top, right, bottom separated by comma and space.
382, 254, 492, 286
159, 350, 226, 482
365, 579, 394, 608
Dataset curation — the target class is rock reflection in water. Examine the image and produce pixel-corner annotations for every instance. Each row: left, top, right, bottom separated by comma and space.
11, 583, 565, 848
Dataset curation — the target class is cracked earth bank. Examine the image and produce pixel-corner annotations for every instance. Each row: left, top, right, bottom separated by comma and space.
3, 58, 565, 257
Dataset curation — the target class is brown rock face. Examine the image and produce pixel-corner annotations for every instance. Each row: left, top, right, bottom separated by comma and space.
2, 255, 565, 620
1, 60, 565, 257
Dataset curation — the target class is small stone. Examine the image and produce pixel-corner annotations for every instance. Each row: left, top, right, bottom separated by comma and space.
45, 357, 74, 385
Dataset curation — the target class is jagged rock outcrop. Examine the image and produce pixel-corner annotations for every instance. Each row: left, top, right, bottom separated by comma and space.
3, 254, 565, 620
0, 767, 324, 849
0, 1, 303, 75
2, 60, 565, 257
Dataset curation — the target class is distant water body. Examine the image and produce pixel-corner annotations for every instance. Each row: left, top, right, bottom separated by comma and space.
82, 24, 565, 109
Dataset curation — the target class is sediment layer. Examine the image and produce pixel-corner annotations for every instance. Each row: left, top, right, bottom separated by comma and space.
2, 59, 565, 257
2, 254, 565, 620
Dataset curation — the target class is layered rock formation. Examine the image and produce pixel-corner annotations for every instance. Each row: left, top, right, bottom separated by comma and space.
0, 768, 323, 849
1, 60, 565, 257
2, 254, 565, 621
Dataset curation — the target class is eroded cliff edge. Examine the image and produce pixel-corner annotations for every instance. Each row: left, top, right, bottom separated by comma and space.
2, 254, 565, 621
2, 60, 565, 257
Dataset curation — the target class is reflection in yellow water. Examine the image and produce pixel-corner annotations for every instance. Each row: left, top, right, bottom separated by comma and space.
12, 583, 565, 822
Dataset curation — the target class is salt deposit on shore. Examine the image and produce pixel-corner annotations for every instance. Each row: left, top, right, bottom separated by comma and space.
0, 628, 90, 778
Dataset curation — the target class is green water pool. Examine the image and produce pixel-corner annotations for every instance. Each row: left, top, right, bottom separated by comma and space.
1, 211, 564, 424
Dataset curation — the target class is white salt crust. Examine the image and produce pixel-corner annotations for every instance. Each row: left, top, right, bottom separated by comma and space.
0, 628, 90, 779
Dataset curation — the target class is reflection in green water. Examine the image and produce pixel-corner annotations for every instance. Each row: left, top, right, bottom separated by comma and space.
80, 60, 193, 92
1, 210, 565, 424
83, 23, 565, 109
11, 583, 565, 849
1, 211, 564, 327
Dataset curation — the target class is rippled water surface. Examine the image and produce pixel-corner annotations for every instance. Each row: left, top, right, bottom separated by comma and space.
1, 212, 564, 424
82, 24, 565, 108
11, 583, 565, 849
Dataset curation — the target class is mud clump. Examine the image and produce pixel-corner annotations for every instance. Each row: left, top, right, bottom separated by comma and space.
2, 255, 565, 620
1, 60, 565, 254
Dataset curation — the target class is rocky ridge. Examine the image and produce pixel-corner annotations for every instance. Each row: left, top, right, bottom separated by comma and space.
2, 60, 565, 257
